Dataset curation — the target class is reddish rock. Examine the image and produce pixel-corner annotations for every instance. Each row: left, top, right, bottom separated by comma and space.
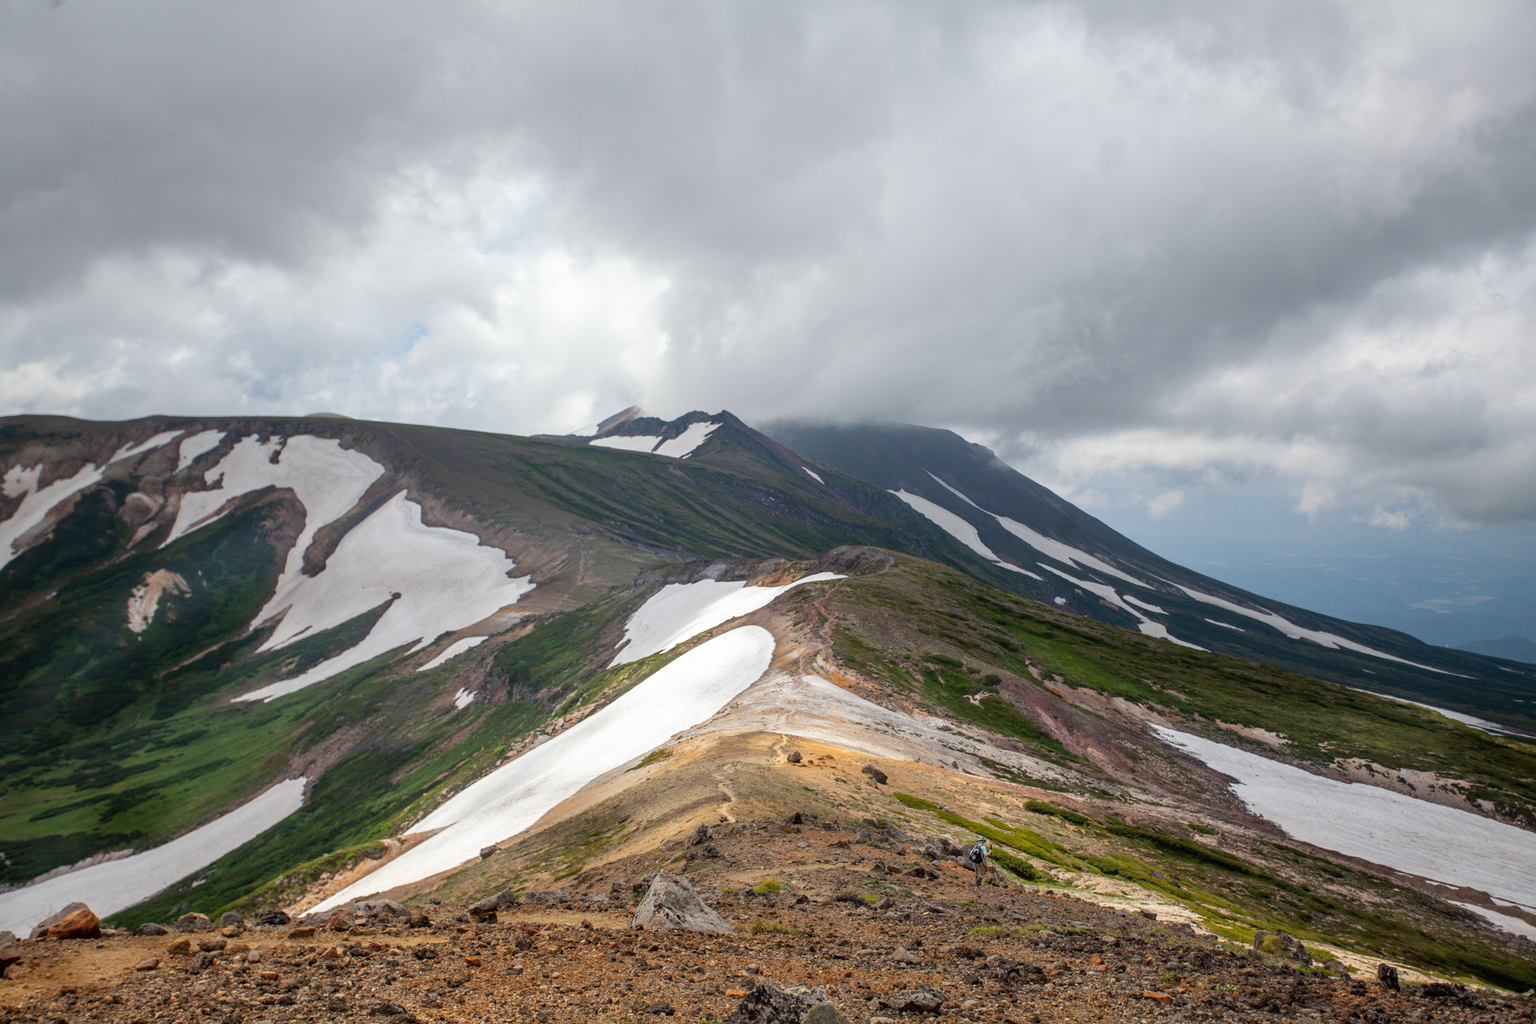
0, 930, 20, 972
40, 904, 101, 941
320, 945, 344, 959
132, 957, 160, 972
325, 908, 354, 931
286, 926, 316, 939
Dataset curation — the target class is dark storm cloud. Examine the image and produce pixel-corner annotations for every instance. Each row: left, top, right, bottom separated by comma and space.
1, 0, 1533, 522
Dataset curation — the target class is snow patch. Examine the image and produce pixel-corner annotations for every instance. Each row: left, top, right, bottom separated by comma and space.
802, 467, 825, 485
1053, 596, 1067, 606
892, 488, 1003, 562
1205, 618, 1245, 631
176, 430, 227, 472
612, 572, 844, 666
316, 626, 776, 911
1452, 902, 1536, 941
1177, 586, 1461, 675
1348, 688, 1524, 738
1152, 726, 1536, 914
126, 569, 191, 633
1123, 594, 1167, 615
0, 778, 307, 936
588, 434, 662, 453
110, 431, 181, 463
453, 688, 476, 710
2, 464, 41, 497
1039, 564, 1204, 650
653, 421, 720, 458
418, 635, 490, 673
234, 492, 533, 702
0, 463, 105, 568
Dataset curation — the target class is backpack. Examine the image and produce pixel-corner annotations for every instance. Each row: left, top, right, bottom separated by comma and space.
968, 843, 985, 864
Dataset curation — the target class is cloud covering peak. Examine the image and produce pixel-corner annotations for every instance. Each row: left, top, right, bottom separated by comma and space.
2, 0, 1533, 522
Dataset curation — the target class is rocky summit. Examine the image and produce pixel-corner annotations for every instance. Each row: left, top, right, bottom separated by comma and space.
2, 819, 1534, 1024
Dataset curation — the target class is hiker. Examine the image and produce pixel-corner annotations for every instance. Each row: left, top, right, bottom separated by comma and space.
967, 836, 992, 886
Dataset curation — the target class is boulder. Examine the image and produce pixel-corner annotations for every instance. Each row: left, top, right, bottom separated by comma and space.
689, 824, 713, 846
479, 845, 498, 860
173, 913, 214, 933
786, 751, 803, 764
882, 990, 944, 1014
326, 908, 355, 931
1253, 930, 1311, 966
468, 890, 518, 922
33, 903, 101, 941
355, 899, 409, 924
630, 873, 732, 934
255, 908, 290, 927
408, 907, 431, 929
861, 764, 888, 785
135, 922, 168, 936
0, 931, 20, 972
218, 912, 245, 931
725, 980, 849, 1024
1377, 963, 1400, 992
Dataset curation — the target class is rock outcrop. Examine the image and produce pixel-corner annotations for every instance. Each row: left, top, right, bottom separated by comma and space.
630, 873, 732, 934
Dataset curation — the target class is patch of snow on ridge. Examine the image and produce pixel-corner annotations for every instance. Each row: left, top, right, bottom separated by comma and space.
1123, 594, 1167, 615
315, 626, 776, 912
1347, 688, 1524, 738
923, 473, 1146, 587
890, 489, 1038, 578
418, 635, 490, 673
802, 467, 825, 484
176, 429, 226, 471
1453, 902, 1536, 941
1039, 563, 1205, 650
1151, 725, 1536, 914
234, 492, 533, 703
612, 572, 844, 666
1176, 586, 1460, 675
589, 434, 663, 453
653, 420, 720, 458
110, 431, 181, 463
1, 432, 184, 568
453, 688, 476, 710
0, 778, 307, 936
1205, 618, 1245, 631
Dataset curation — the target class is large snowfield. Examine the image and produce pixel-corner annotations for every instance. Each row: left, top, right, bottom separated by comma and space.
0, 778, 307, 936
315, 625, 777, 912
587, 421, 720, 459
234, 491, 534, 702
610, 572, 843, 666
1152, 726, 1536, 925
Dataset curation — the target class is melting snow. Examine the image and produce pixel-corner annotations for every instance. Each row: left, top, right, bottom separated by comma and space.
1205, 618, 1246, 631
453, 688, 476, 710
1347, 688, 1525, 738
891, 489, 1040, 578
418, 635, 490, 673
1123, 594, 1167, 615
802, 467, 825, 485
175, 430, 227, 472
126, 569, 192, 633
234, 492, 534, 703
0, 778, 306, 936
588, 434, 662, 453
1452, 902, 1536, 941
1152, 726, 1536, 914
612, 572, 843, 666
587, 421, 721, 459
1053, 596, 1067, 606
315, 626, 776, 911
1, 432, 180, 568
1177, 586, 1460, 675
110, 431, 182, 463
653, 421, 720, 458
1039, 564, 1204, 650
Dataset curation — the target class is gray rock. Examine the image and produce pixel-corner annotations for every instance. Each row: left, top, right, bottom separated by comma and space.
725, 980, 849, 1024
689, 824, 713, 846
134, 922, 168, 936
883, 990, 944, 1014
890, 947, 922, 965
630, 873, 732, 934
861, 765, 888, 785
1377, 963, 1400, 992
0, 930, 20, 972
1253, 929, 1312, 966
354, 898, 409, 923
218, 912, 245, 930
255, 909, 290, 927
173, 912, 215, 933
468, 890, 517, 922
786, 751, 803, 764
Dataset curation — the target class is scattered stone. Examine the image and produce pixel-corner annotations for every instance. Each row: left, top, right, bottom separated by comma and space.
469, 889, 518, 922
890, 947, 922, 965
355, 898, 409, 924
0, 931, 20, 972
132, 957, 160, 972
31, 902, 101, 940
326, 908, 355, 931
1143, 991, 1175, 1004
256, 908, 291, 927
787, 751, 803, 764
861, 764, 888, 785
631, 873, 733, 934
173, 912, 214, 933
1253, 929, 1311, 966
218, 911, 245, 931
166, 938, 192, 955
644, 1001, 677, 1015
409, 907, 431, 929
134, 922, 168, 936
1377, 963, 1400, 992
882, 990, 943, 1014
725, 980, 849, 1024
196, 936, 227, 952
287, 926, 317, 939
321, 945, 345, 959
690, 824, 714, 846
480, 844, 499, 860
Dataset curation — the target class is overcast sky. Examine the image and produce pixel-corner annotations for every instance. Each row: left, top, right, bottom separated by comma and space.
3, 0, 1534, 536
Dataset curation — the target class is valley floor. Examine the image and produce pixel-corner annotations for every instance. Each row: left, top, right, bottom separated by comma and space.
4, 818, 1532, 1024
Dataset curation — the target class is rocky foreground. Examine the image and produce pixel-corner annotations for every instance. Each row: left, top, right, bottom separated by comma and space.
2, 817, 1532, 1024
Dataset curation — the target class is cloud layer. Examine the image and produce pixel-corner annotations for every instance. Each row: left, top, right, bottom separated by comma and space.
2, 1, 1533, 522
